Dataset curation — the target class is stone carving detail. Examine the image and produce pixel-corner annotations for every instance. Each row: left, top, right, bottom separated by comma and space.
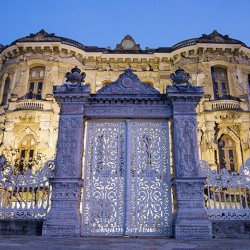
97, 68, 160, 94
86, 106, 171, 118
65, 66, 86, 85
173, 116, 200, 177
173, 178, 212, 238
178, 226, 210, 236
170, 67, 190, 84
43, 178, 82, 236
175, 182, 204, 200
54, 66, 88, 93
43, 66, 88, 236
55, 116, 83, 177
170, 68, 203, 92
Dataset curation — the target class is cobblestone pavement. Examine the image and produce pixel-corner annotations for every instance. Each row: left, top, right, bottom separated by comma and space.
0, 236, 249, 250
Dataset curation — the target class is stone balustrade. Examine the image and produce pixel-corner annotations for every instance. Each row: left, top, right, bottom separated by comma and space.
8, 100, 53, 111
203, 99, 248, 111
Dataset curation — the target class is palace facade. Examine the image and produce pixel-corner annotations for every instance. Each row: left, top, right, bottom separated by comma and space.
0, 29, 249, 172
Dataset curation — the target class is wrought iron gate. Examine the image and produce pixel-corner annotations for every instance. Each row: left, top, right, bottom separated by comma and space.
82, 119, 172, 236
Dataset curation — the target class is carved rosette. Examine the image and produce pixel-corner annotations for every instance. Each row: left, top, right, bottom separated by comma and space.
43, 67, 90, 237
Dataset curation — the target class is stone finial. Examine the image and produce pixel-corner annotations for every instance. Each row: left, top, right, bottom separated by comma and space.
170, 67, 190, 85
65, 66, 86, 85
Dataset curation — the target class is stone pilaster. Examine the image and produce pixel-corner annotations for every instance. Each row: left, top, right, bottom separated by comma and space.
167, 68, 212, 238
43, 67, 90, 236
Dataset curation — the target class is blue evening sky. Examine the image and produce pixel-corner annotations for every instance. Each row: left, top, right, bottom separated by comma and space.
1, 0, 250, 49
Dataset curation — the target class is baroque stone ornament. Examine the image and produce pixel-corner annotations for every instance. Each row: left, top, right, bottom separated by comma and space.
170, 67, 190, 84
65, 66, 86, 85
97, 68, 160, 94
170, 68, 199, 91
167, 69, 212, 238
43, 67, 90, 237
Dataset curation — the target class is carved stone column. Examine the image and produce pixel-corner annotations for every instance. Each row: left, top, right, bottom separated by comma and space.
167, 68, 212, 238
43, 67, 90, 236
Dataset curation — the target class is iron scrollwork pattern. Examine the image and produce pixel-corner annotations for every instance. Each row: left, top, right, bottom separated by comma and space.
128, 120, 171, 235
82, 120, 172, 236
82, 121, 125, 235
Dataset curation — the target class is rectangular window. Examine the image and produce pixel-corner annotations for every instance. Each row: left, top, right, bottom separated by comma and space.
36, 82, 43, 100
28, 82, 35, 99
213, 82, 219, 100
28, 150, 34, 169
19, 149, 26, 172
2, 77, 10, 106
219, 149, 226, 171
221, 82, 227, 97
228, 150, 235, 172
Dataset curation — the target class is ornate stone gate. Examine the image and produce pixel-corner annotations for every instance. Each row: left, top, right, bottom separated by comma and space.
42, 67, 212, 238
82, 119, 171, 236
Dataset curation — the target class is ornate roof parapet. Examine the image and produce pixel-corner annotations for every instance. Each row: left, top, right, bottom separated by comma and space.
198, 30, 246, 46
97, 68, 160, 94
172, 30, 247, 50
10, 29, 85, 50
12, 29, 60, 43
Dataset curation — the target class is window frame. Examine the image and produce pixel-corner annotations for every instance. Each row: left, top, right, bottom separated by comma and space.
27, 67, 45, 100
211, 67, 229, 100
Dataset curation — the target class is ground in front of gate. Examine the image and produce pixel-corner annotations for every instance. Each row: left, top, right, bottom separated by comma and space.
0, 236, 249, 250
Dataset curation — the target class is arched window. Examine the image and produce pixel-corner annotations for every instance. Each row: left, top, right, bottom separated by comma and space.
1, 76, 10, 105
27, 67, 45, 100
211, 67, 229, 100
17, 134, 37, 173
217, 134, 236, 172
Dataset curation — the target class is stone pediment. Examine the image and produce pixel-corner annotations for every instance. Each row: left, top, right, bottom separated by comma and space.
97, 69, 160, 95
115, 35, 141, 50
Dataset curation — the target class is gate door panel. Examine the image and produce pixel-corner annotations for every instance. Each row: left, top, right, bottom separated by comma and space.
82, 121, 125, 235
82, 120, 171, 236
127, 120, 171, 236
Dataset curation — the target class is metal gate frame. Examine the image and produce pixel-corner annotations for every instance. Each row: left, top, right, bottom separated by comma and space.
82, 119, 172, 236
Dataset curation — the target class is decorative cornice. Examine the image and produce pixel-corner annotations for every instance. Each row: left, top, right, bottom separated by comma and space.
10, 29, 85, 50
97, 68, 160, 94
172, 30, 246, 50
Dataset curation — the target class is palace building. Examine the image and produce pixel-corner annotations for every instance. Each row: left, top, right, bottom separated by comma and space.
0, 29, 249, 173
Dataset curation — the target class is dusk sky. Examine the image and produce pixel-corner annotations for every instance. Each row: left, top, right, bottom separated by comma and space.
1, 0, 250, 49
